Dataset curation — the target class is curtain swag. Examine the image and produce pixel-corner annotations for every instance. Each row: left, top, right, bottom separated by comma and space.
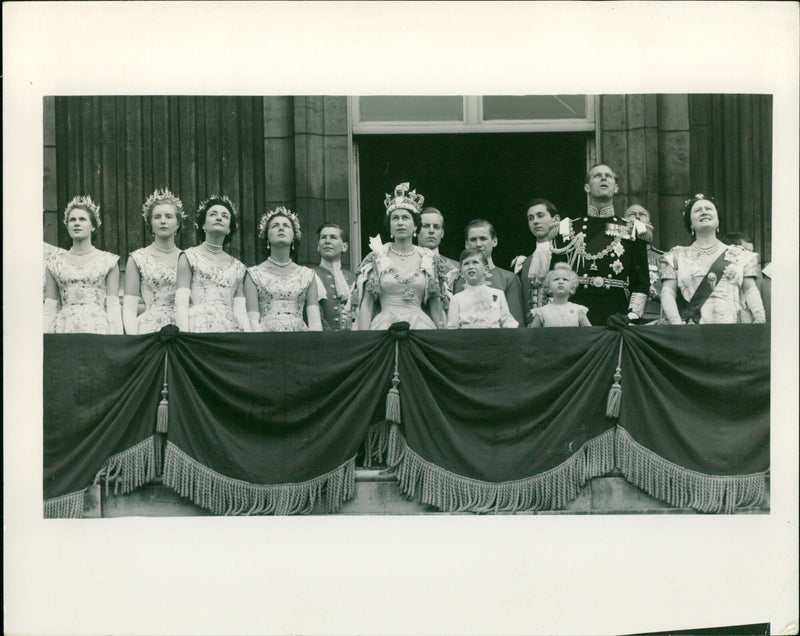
44, 325, 769, 517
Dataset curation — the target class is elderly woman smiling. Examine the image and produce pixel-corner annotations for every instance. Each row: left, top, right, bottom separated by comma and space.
659, 194, 765, 324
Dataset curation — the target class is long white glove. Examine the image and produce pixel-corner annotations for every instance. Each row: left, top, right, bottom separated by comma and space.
247, 311, 262, 332
233, 296, 251, 332
122, 295, 140, 334
744, 285, 766, 323
306, 305, 323, 331
660, 286, 684, 325
175, 288, 190, 331
106, 296, 123, 334
44, 298, 58, 332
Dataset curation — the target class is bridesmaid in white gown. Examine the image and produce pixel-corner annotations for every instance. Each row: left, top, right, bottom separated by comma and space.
122, 189, 184, 334
44, 195, 122, 334
174, 195, 250, 333
243, 207, 323, 332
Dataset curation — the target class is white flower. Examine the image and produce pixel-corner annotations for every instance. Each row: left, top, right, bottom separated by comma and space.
368, 235, 384, 254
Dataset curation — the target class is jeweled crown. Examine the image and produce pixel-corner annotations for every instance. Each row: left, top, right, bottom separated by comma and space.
142, 188, 185, 220
384, 182, 424, 216
63, 195, 101, 228
258, 206, 302, 241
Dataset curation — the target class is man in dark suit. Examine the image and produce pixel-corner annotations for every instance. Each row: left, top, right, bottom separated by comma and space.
418, 206, 460, 289
311, 223, 356, 330
452, 219, 525, 326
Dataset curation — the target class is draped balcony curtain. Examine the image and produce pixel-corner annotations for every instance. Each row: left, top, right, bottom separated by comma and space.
43, 326, 769, 518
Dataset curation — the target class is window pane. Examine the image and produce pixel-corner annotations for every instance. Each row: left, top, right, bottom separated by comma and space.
359, 96, 463, 122
482, 95, 587, 120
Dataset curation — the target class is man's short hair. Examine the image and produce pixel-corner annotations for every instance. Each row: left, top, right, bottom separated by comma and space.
458, 247, 488, 265
316, 222, 348, 244
420, 207, 445, 229
464, 219, 496, 240
584, 162, 617, 185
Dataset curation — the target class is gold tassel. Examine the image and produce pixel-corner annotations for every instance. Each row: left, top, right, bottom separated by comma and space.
606, 338, 624, 418
385, 340, 401, 424
156, 352, 169, 433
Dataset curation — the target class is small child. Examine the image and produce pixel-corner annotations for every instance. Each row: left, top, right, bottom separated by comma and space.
446, 249, 518, 329
530, 263, 592, 327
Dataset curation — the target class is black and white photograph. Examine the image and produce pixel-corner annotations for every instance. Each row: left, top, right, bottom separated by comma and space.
6, 3, 799, 636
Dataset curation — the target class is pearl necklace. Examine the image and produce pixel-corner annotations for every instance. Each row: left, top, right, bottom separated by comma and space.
153, 244, 177, 254
693, 241, 722, 256
389, 245, 416, 258
268, 256, 292, 267
70, 246, 95, 256
202, 242, 223, 254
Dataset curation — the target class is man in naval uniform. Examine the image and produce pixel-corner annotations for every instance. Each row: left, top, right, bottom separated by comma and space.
417, 206, 460, 291
550, 164, 649, 326
312, 223, 356, 331
452, 219, 525, 326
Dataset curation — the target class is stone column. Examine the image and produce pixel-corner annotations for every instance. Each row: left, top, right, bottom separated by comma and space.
656, 94, 691, 250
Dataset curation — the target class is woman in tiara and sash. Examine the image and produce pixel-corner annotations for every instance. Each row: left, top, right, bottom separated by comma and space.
44, 195, 123, 334
353, 183, 448, 330
122, 189, 184, 334
660, 194, 765, 325
175, 195, 250, 332
243, 206, 323, 332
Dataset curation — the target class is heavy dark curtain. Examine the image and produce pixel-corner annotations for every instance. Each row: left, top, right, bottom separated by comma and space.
43, 326, 769, 517
689, 94, 772, 262
54, 96, 266, 263
43, 333, 164, 517
162, 330, 394, 514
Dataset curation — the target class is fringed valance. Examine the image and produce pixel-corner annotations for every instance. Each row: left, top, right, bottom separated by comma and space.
44, 325, 769, 516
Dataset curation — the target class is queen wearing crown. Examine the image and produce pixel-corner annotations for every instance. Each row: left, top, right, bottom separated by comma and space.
243, 207, 322, 332
353, 183, 449, 330
44, 195, 123, 334
174, 195, 250, 332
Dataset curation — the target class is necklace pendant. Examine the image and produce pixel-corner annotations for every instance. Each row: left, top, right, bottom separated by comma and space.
589, 261, 598, 272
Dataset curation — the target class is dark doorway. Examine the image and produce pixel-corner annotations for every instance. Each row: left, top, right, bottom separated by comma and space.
357, 132, 589, 269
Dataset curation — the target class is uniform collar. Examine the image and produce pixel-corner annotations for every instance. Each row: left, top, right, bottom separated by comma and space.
587, 204, 616, 218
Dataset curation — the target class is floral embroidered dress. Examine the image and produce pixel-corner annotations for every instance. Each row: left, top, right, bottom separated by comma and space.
130, 248, 181, 333
184, 246, 246, 332
659, 243, 759, 324
531, 301, 589, 327
46, 249, 119, 334
44, 246, 63, 302
353, 242, 448, 330
248, 263, 316, 332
